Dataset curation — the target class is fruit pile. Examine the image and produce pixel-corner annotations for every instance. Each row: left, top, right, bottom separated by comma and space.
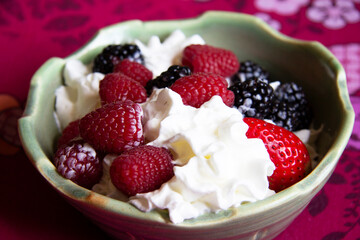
54, 41, 312, 198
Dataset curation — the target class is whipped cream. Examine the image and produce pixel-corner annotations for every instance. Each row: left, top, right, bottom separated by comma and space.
135, 29, 205, 77
55, 60, 104, 130
131, 88, 275, 223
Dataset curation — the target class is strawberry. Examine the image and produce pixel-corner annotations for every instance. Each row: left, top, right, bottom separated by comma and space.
113, 59, 153, 87
170, 72, 234, 108
57, 119, 80, 147
182, 44, 239, 77
54, 140, 102, 189
79, 100, 144, 154
99, 72, 147, 105
110, 145, 174, 196
243, 117, 311, 192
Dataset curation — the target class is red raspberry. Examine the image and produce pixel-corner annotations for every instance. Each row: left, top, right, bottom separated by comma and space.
99, 72, 147, 105
54, 140, 102, 189
244, 118, 311, 192
113, 59, 153, 87
79, 100, 144, 154
57, 119, 80, 147
182, 44, 239, 77
170, 72, 234, 108
110, 145, 174, 196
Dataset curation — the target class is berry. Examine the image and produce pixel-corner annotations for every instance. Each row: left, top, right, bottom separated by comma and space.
92, 44, 144, 74
145, 65, 191, 96
110, 145, 174, 196
270, 100, 310, 132
229, 78, 275, 119
99, 72, 147, 105
57, 119, 80, 147
231, 60, 270, 84
171, 72, 234, 108
271, 82, 312, 131
113, 59, 153, 87
182, 44, 239, 77
79, 100, 144, 154
243, 117, 311, 192
275, 82, 308, 104
54, 140, 102, 189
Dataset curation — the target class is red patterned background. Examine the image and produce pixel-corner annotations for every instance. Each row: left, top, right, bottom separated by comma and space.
0, 0, 359, 239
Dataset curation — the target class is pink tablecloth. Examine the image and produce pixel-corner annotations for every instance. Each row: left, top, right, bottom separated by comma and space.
1, 1, 359, 239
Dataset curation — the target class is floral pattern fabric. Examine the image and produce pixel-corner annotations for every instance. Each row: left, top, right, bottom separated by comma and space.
0, 0, 359, 239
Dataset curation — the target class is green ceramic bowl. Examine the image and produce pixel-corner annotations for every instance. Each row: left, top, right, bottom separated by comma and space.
19, 11, 354, 240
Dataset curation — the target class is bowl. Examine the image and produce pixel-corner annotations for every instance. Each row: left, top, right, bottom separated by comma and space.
19, 11, 354, 240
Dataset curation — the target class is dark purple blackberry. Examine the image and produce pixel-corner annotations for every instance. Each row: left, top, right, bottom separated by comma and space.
145, 65, 191, 95
231, 60, 270, 84
270, 82, 312, 131
274, 82, 307, 104
229, 78, 275, 119
92, 44, 144, 74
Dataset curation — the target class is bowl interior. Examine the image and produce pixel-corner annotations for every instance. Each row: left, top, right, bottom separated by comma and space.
19, 11, 354, 226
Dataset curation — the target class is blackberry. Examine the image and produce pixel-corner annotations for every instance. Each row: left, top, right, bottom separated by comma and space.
270, 82, 312, 131
145, 65, 191, 95
231, 60, 270, 84
229, 77, 275, 119
274, 82, 308, 104
92, 44, 144, 74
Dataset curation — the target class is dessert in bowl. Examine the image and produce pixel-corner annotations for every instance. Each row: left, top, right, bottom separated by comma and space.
19, 11, 354, 240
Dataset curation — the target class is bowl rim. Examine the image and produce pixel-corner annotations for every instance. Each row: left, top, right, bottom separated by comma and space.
19, 10, 355, 227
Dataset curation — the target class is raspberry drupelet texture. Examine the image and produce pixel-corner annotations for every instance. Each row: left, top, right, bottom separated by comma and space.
182, 44, 239, 77
79, 100, 144, 154
54, 140, 103, 189
99, 72, 147, 105
110, 145, 174, 196
113, 59, 153, 87
92, 44, 144, 74
57, 119, 80, 147
171, 72, 234, 108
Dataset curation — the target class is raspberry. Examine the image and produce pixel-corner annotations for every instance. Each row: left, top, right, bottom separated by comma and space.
54, 140, 102, 189
57, 119, 80, 147
171, 72, 234, 108
79, 100, 144, 154
99, 72, 147, 105
110, 145, 174, 196
145, 65, 191, 96
229, 78, 275, 119
92, 44, 144, 74
182, 44, 239, 77
113, 59, 153, 87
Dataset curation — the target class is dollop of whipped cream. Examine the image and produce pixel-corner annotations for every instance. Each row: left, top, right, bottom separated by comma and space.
93, 88, 275, 224
54, 60, 104, 130
135, 29, 205, 77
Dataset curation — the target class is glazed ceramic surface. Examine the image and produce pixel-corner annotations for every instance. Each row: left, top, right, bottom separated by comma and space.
19, 11, 354, 240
